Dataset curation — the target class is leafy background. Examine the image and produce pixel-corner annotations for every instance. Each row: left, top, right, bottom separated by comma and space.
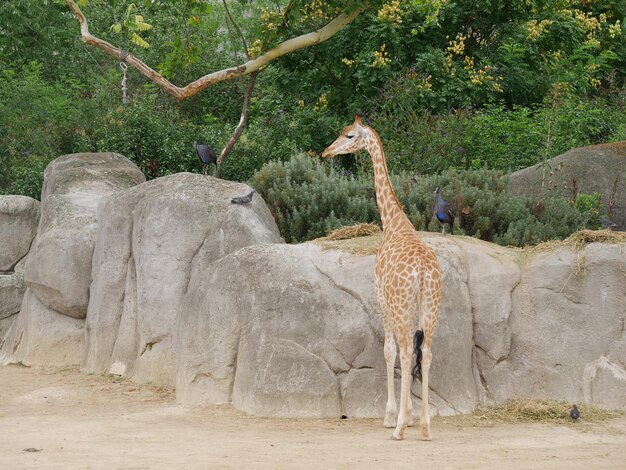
1, 0, 624, 245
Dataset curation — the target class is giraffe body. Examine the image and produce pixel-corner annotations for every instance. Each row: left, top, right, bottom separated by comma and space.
323, 115, 442, 441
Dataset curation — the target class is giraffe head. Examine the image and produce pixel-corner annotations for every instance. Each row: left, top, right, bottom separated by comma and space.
322, 114, 369, 158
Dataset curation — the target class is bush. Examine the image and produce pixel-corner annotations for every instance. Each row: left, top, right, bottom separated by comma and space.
574, 193, 603, 229
79, 87, 225, 179
251, 154, 593, 246
250, 153, 379, 242
0, 62, 87, 198
397, 169, 591, 246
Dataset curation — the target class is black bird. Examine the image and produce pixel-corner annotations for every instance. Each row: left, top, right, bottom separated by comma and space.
194, 141, 217, 175
231, 190, 255, 205
601, 217, 617, 230
570, 404, 580, 422
433, 187, 455, 234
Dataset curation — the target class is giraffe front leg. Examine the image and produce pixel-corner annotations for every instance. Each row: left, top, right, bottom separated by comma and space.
420, 345, 433, 441
383, 330, 397, 428
391, 339, 412, 441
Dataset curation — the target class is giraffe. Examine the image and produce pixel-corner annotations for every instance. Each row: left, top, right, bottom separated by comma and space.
322, 115, 442, 441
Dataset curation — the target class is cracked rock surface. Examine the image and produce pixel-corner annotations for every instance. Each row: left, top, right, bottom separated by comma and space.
0, 259, 26, 341
1, 153, 145, 365
83, 173, 283, 386
0, 196, 39, 273
177, 237, 507, 417
178, 235, 626, 417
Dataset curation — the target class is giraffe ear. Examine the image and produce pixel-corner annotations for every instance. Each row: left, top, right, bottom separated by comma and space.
354, 113, 363, 125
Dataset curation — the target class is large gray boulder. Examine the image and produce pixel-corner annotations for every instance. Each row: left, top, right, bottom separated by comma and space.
24, 153, 145, 318
1, 289, 85, 366
508, 141, 626, 230
0, 196, 39, 272
508, 242, 626, 408
176, 236, 515, 417
0, 260, 26, 341
83, 173, 283, 387
176, 234, 626, 417
2, 149, 624, 416
0, 153, 145, 366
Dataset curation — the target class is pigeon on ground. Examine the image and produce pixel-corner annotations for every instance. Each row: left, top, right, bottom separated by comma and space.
194, 141, 217, 175
570, 404, 580, 422
433, 187, 455, 234
231, 190, 255, 205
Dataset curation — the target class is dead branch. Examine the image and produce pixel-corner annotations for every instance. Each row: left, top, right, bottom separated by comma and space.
213, 71, 258, 178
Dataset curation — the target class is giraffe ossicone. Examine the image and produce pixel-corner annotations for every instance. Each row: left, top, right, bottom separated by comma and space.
322, 114, 442, 441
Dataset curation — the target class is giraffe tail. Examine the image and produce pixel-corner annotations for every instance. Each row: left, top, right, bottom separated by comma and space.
411, 329, 424, 382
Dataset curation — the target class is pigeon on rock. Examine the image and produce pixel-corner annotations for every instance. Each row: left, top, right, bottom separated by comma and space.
231, 190, 255, 205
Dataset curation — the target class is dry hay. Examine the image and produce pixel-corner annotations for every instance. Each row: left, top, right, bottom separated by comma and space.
312, 226, 625, 258
519, 229, 626, 274
318, 223, 381, 241
445, 398, 622, 427
523, 229, 626, 255
311, 224, 382, 255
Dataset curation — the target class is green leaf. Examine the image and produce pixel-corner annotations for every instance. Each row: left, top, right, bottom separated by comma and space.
131, 32, 149, 49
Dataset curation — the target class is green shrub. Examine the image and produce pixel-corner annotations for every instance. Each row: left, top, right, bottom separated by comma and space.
80, 87, 224, 179
574, 193, 603, 229
250, 153, 379, 242
397, 169, 589, 245
1, 155, 53, 200
0, 62, 87, 198
371, 94, 626, 175
251, 155, 591, 246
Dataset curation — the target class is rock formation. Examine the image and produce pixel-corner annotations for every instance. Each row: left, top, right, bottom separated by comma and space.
1, 153, 145, 365
1, 152, 625, 417
83, 173, 283, 386
0, 195, 39, 273
0, 195, 39, 340
508, 141, 626, 230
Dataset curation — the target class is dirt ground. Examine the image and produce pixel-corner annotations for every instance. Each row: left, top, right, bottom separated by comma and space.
1, 364, 625, 470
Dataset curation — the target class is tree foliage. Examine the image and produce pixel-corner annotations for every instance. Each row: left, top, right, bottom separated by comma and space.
1, 0, 625, 223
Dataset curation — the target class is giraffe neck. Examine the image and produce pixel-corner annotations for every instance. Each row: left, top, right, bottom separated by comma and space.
365, 128, 407, 230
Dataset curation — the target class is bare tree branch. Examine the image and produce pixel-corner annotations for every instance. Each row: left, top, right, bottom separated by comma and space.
221, 0, 249, 60
213, 71, 258, 178
212, 0, 256, 178
66, 0, 364, 102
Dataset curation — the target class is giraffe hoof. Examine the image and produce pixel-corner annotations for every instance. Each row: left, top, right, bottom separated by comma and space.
383, 413, 397, 428
420, 430, 432, 441
390, 433, 404, 441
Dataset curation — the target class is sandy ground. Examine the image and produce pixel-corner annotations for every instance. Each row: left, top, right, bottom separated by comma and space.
1, 365, 625, 470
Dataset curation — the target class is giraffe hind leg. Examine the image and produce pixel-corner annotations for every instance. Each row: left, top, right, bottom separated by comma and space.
420, 345, 433, 441
391, 333, 413, 441
383, 322, 397, 428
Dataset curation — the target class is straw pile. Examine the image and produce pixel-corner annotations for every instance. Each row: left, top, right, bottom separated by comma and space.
523, 229, 626, 255
317, 223, 381, 241
519, 229, 625, 274
446, 398, 622, 427
311, 223, 382, 255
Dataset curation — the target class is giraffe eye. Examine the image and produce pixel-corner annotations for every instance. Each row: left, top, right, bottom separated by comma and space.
346, 134, 355, 139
